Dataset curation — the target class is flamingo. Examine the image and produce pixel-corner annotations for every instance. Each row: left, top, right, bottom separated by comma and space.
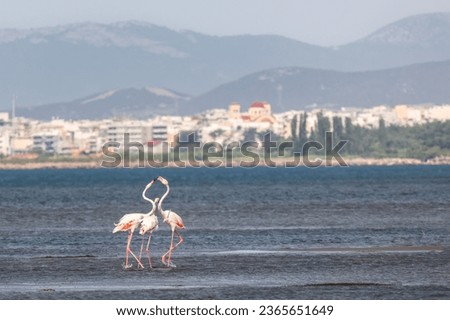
138, 196, 160, 269
112, 179, 155, 269
156, 176, 185, 268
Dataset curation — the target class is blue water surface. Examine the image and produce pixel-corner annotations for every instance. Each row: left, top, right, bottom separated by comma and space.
0, 166, 449, 299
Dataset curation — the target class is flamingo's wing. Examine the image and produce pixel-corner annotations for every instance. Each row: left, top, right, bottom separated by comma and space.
113, 213, 144, 232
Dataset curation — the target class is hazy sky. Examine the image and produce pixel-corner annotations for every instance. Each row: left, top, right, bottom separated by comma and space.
1, 0, 450, 46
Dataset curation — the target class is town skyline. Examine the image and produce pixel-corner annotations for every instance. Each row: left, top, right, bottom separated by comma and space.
1, 101, 449, 162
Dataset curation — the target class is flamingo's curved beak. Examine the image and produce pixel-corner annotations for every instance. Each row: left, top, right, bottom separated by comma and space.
155, 176, 168, 184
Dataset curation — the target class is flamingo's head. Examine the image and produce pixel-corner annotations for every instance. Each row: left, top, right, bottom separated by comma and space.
157, 176, 169, 185
154, 197, 160, 204
139, 215, 158, 235
139, 223, 148, 235
145, 179, 154, 189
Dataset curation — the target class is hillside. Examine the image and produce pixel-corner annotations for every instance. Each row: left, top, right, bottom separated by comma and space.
17, 59, 450, 119
337, 12, 450, 70
2, 12, 450, 109
16, 87, 190, 119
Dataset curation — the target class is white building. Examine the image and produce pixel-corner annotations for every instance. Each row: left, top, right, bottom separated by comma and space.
106, 119, 152, 147
0, 128, 11, 156
0, 112, 10, 124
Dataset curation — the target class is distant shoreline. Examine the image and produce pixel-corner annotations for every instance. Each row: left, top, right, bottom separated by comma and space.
0, 157, 449, 169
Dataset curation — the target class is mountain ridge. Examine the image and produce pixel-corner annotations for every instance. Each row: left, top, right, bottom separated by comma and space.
2, 12, 450, 110
360, 12, 450, 45
16, 87, 190, 120
186, 59, 450, 114
15, 59, 450, 119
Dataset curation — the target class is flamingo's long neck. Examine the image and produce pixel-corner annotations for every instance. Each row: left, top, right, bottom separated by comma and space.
142, 185, 151, 203
142, 186, 156, 216
158, 184, 170, 218
146, 202, 156, 216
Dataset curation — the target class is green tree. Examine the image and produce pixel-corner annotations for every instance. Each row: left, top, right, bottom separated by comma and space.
332, 116, 343, 141
299, 112, 308, 146
378, 117, 387, 150
316, 112, 331, 145
209, 129, 225, 139
343, 117, 354, 154
290, 115, 298, 141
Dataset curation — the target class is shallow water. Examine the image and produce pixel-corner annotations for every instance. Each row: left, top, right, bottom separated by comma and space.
0, 166, 449, 299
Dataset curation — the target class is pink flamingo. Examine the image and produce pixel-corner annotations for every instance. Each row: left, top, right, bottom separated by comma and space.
112, 179, 155, 269
156, 176, 185, 268
138, 196, 160, 269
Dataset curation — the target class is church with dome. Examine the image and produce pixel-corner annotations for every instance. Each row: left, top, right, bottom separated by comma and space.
228, 101, 276, 123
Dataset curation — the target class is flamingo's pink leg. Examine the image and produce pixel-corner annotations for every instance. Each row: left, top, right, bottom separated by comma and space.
162, 229, 175, 267
139, 235, 145, 262
128, 247, 144, 269
162, 230, 183, 267
172, 230, 184, 250
145, 233, 153, 268
124, 231, 144, 269
161, 230, 173, 267
124, 231, 132, 268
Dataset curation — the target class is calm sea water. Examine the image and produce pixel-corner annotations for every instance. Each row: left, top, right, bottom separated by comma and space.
0, 166, 449, 299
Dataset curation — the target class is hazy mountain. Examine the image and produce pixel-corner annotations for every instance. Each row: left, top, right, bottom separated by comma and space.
0, 21, 327, 108
20, 59, 450, 119
1, 12, 450, 110
16, 87, 190, 120
337, 12, 450, 70
187, 59, 450, 114
362, 12, 450, 45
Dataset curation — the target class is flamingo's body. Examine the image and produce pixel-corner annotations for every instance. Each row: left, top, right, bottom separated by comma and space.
113, 180, 155, 269
156, 176, 185, 267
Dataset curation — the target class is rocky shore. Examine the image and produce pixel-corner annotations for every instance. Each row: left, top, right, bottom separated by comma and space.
0, 156, 449, 169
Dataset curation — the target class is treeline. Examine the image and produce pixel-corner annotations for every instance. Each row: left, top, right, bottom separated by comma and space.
290, 112, 450, 160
